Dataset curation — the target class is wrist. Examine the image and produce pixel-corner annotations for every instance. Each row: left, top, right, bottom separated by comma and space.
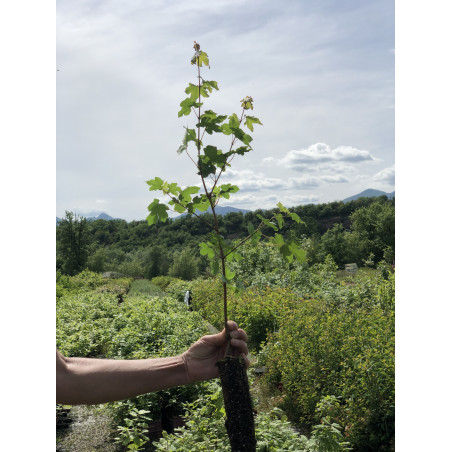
180, 352, 194, 385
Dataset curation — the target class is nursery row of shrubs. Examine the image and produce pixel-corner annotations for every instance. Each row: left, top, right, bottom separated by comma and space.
187, 260, 395, 451
57, 270, 358, 451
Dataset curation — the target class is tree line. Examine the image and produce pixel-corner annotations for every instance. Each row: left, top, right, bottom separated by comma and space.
56, 195, 395, 277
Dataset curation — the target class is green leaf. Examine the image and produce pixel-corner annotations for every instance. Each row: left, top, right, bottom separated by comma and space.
229, 113, 240, 128
219, 184, 239, 197
226, 251, 242, 262
203, 80, 219, 91
197, 156, 217, 177
279, 244, 294, 263
244, 115, 263, 132
257, 214, 278, 231
178, 98, 203, 117
221, 123, 233, 135
167, 182, 180, 196
234, 146, 252, 156
211, 258, 220, 275
191, 51, 210, 67
223, 265, 236, 281
192, 195, 211, 212
275, 213, 284, 229
146, 177, 164, 191
197, 111, 227, 135
287, 241, 306, 263
199, 242, 215, 259
277, 202, 289, 213
180, 186, 200, 202
203, 145, 224, 164
147, 199, 169, 225
185, 83, 199, 100
230, 126, 252, 145
289, 212, 304, 225
171, 202, 186, 214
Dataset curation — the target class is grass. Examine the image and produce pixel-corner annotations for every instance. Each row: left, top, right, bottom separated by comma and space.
127, 279, 167, 298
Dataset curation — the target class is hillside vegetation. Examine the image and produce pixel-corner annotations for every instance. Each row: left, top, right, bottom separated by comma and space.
56, 196, 394, 451
56, 196, 394, 278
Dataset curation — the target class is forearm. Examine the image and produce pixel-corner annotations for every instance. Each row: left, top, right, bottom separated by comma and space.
57, 353, 190, 405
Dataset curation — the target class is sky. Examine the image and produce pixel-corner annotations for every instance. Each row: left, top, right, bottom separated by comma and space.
56, 0, 395, 221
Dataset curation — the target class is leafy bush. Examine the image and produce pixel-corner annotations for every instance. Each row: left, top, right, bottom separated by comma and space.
57, 273, 213, 450
70, 269, 105, 289
262, 295, 395, 450
153, 381, 350, 451
151, 276, 184, 291
168, 248, 201, 281
117, 259, 145, 278
191, 278, 299, 351
107, 295, 208, 360
165, 279, 195, 303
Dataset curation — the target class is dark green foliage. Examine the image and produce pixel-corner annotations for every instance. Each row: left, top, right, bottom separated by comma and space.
56, 197, 395, 278
260, 273, 395, 451
168, 248, 201, 281
56, 211, 90, 275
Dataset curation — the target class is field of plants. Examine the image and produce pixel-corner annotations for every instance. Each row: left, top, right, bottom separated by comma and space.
56, 248, 394, 451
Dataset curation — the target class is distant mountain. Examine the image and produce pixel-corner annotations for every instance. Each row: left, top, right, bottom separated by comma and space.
56, 212, 121, 224
176, 206, 251, 219
93, 213, 115, 221
343, 189, 395, 203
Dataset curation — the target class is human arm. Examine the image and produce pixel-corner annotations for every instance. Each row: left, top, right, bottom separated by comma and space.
56, 320, 248, 405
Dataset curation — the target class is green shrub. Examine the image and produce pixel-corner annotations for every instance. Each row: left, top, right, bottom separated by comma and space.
191, 278, 299, 351
70, 269, 105, 289
165, 279, 195, 303
262, 298, 395, 450
117, 259, 145, 278
168, 248, 201, 281
57, 274, 213, 450
153, 381, 350, 451
151, 275, 184, 291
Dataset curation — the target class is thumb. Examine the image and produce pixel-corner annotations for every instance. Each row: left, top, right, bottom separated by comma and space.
203, 321, 237, 347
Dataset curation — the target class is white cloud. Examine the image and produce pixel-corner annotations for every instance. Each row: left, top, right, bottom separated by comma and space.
373, 165, 395, 185
264, 143, 377, 172
220, 168, 350, 193
221, 169, 286, 191
288, 174, 349, 189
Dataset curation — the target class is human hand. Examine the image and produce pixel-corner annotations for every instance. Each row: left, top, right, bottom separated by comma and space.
181, 320, 249, 383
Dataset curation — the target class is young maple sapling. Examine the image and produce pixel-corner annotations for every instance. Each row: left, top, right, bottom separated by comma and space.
146, 42, 305, 451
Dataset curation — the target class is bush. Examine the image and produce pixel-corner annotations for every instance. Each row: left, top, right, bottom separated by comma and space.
70, 269, 104, 289
165, 279, 195, 303
191, 278, 300, 351
151, 275, 183, 291
117, 259, 145, 278
262, 297, 395, 450
57, 274, 213, 450
168, 248, 201, 281
153, 381, 350, 451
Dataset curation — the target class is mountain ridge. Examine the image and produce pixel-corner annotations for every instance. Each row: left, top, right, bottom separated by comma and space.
56, 190, 394, 224
342, 189, 394, 203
